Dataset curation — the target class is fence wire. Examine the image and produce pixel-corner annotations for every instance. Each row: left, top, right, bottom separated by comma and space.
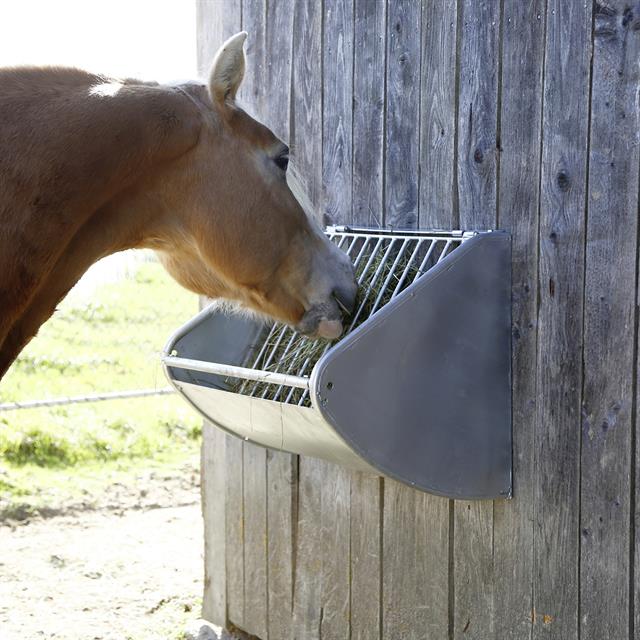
0, 387, 175, 413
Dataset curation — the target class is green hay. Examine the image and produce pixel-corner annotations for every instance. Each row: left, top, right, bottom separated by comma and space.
232, 239, 431, 406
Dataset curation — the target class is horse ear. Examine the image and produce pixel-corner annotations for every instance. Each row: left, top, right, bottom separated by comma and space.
208, 31, 247, 104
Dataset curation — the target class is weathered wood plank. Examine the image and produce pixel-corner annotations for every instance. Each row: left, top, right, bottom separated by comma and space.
242, 443, 268, 638
239, 0, 266, 114
382, 6, 450, 639
263, 0, 294, 141
533, 1, 592, 638
225, 434, 245, 629
196, 0, 239, 77
318, 4, 354, 637
418, 0, 458, 229
322, 0, 353, 226
349, 6, 386, 637
453, 501, 494, 639
382, 486, 449, 640
292, 458, 324, 639
580, 3, 640, 639
201, 419, 227, 626
352, 0, 385, 228
384, 0, 421, 229
237, 4, 269, 637
320, 464, 351, 639
456, 0, 499, 230
350, 473, 381, 640
266, 450, 296, 640
196, 2, 241, 627
453, 2, 500, 638
349, 3, 385, 636
290, 2, 324, 638
290, 0, 323, 209
262, 4, 297, 637
636, 385, 640, 640
492, 1, 545, 638
349, 6, 386, 636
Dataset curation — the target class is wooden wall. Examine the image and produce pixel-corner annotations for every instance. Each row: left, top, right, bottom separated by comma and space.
196, 1, 640, 638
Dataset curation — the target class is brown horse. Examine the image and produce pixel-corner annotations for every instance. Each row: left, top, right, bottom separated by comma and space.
0, 32, 357, 381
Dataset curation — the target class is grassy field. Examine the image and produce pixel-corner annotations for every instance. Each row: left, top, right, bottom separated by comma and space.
0, 255, 200, 512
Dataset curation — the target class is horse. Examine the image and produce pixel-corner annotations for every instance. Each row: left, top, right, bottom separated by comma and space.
0, 32, 357, 381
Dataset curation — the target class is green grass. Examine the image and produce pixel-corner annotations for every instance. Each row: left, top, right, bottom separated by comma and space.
0, 254, 200, 498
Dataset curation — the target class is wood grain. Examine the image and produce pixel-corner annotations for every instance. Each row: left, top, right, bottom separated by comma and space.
349, 5, 386, 637
262, 3, 297, 635
453, 2, 500, 638
196, 1, 241, 627
492, 1, 545, 638
266, 450, 297, 639
533, 1, 592, 638
384, 0, 421, 229
292, 458, 324, 639
319, 464, 351, 639
237, 4, 269, 637
350, 473, 381, 640
242, 444, 268, 638
352, 0, 385, 228
322, 0, 353, 225
291, 0, 323, 210
201, 418, 227, 626
456, 0, 499, 230
194, 2, 640, 638
382, 486, 449, 640
580, 3, 639, 638
290, 2, 324, 638
419, 0, 458, 229
225, 436, 245, 629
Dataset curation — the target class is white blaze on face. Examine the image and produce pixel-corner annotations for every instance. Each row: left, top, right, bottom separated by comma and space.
89, 81, 124, 97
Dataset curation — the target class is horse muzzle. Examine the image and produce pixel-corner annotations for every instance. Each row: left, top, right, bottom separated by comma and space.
297, 282, 357, 340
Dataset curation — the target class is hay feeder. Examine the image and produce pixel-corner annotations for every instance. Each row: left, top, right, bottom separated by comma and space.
163, 226, 512, 500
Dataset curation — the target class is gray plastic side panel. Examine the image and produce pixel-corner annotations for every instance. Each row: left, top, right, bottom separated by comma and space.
166, 306, 264, 390
312, 233, 512, 499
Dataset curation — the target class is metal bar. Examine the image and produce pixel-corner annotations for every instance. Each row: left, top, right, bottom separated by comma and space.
252, 325, 292, 397
368, 239, 412, 316
391, 238, 425, 297
227, 230, 470, 407
325, 225, 472, 239
346, 237, 399, 332
244, 235, 362, 402
280, 237, 377, 404
264, 329, 301, 399
412, 239, 439, 283
163, 356, 309, 390
437, 239, 454, 263
296, 236, 399, 407
0, 387, 175, 412
240, 323, 281, 393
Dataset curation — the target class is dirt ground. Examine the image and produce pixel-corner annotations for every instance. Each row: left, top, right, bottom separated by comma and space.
0, 465, 204, 640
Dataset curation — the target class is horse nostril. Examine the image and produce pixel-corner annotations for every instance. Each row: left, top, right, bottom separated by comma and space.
333, 285, 356, 316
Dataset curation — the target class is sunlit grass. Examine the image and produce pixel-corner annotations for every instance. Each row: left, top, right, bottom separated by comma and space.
0, 257, 199, 488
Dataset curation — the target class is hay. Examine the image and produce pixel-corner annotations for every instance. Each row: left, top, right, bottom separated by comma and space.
234, 240, 425, 406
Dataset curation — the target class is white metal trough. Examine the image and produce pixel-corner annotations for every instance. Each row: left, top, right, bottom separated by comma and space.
163, 226, 512, 500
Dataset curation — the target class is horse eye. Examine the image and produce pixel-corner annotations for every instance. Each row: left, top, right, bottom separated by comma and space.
274, 154, 289, 172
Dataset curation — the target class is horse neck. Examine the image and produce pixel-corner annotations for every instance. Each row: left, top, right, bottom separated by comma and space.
0, 188, 171, 380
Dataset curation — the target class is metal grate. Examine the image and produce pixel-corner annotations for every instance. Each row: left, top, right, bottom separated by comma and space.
227, 227, 473, 407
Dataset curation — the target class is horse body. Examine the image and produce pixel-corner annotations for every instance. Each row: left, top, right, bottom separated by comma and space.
0, 33, 356, 380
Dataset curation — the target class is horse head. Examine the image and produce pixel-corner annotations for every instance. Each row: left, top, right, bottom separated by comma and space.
154, 32, 357, 339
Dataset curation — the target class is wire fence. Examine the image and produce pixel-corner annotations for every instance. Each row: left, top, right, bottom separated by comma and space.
0, 387, 175, 413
